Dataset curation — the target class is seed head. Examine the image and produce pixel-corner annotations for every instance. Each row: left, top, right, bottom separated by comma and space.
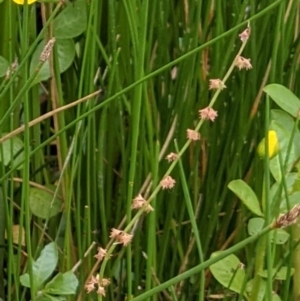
209, 79, 226, 90
166, 152, 178, 162
97, 286, 106, 296
160, 176, 176, 189
40, 38, 56, 62
85, 275, 99, 293
187, 129, 200, 141
101, 278, 111, 287
131, 194, 153, 213
199, 107, 218, 122
235, 56, 252, 70
110, 228, 133, 246
94, 247, 107, 261
239, 26, 251, 42
275, 204, 300, 228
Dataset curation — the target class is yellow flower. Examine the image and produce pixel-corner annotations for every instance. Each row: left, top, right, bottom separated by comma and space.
13, 0, 37, 4
257, 130, 279, 159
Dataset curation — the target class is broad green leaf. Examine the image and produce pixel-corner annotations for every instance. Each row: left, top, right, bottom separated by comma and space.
0, 56, 9, 77
248, 217, 264, 236
30, 39, 75, 85
269, 121, 297, 182
0, 136, 24, 169
293, 178, 300, 191
272, 294, 282, 301
268, 112, 300, 181
29, 186, 62, 219
258, 266, 294, 280
246, 279, 266, 301
248, 218, 290, 244
271, 110, 300, 156
247, 280, 281, 301
272, 228, 290, 244
296, 161, 300, 176
33, 242, 58, 288
270, 173, 298, 201
36, 295, 53, 301
228, 179, 263, 216
264, 84, 300, 117
44, 271, 78, 295
20, 273, 31, 288
269, 156, 283, 183
280, 191, 300, 212
36, 294, 61, 301
53, 0, 87, 39
270, 173, 298, 214
209, 253, 246, 294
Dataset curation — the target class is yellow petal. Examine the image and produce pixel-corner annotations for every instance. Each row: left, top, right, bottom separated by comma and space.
13, 0, 37, 4
257, 130, 279, 159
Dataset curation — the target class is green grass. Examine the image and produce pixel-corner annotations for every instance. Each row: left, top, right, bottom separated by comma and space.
0, 0, 300, 300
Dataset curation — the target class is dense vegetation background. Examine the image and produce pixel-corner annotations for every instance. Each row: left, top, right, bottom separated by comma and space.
0, 0, 300, 300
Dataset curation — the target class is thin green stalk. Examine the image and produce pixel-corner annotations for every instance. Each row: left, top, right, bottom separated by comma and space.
145, 141, 159, 301
21, 2, 35, 299
51, 43, 73, 272
0, 1, 15, 298
157, 184, 177, 279
271, 148, 293, 300
83, 205, 91, 262
169, 286, 178, 301
73, 144, 84, 258
1, 1, 299, 301
122, 0, 149, 298
0, 20, 255, 293
290, 126, 300, 301
122, 32, 249, 237
0, 58, 55, 129
283, 117, 299, 171
175, 141, 205, 301
0, 2, 63, 96
263, 96, 272, 301
250, 95, 272, 301
0, 0, 16, 133
83, 0, 98, 265
131, 224, 274, 301
0, 1, 284, 186
0, 187, 5, 299
269, 0, 284, 83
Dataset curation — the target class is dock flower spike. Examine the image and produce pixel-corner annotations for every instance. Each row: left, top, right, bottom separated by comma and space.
13, 0, 37, 4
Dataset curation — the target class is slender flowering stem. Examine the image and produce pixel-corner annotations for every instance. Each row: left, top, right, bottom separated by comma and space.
127, 28, 250, 231
94, 25, 251, 291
